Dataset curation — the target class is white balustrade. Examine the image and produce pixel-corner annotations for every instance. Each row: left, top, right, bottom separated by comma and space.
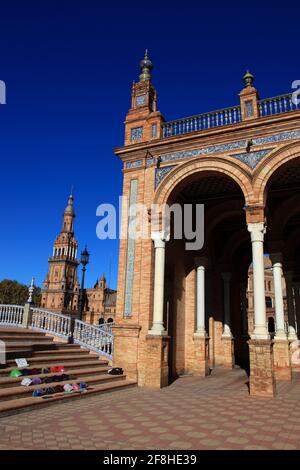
74, 319, 113, 359
31, 308, 71, 339
0, 304, 114, 359
0, 304, 24, 326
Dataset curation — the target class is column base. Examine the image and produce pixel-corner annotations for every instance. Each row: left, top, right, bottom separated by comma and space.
144, 334, 170, 389
193, 334, 210, 376
112, 324, 141, 383
221, 335, 235, 368
248, 339, 276, 397
273, 338, 292, 381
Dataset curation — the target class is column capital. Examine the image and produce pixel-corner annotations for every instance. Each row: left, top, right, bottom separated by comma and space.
269, 252, 283, 266
151, 231, 170, 248
247, 222, 266, 242
194, 256, 208, 269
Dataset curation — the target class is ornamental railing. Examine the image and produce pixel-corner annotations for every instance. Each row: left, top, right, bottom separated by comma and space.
0, 305, 114, 360
162, 92, 300, 138
259, 93, 299, 117
31, 308, 72, 339
0, 304, 24, 327
162, 105, 242, 138
98, 322, 114, 333
74, 320, 113, 359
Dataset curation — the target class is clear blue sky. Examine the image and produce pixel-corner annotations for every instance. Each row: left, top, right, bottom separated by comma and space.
0, 0, 299, 290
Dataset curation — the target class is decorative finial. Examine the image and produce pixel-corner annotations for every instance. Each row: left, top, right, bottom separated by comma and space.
139, 49, 153, 82
64, 192, 75, 216
243, 70, 254, 87
27, 277, 35, 304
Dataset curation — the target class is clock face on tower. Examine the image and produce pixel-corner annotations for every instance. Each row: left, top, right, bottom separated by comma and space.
136, 94, 146, 107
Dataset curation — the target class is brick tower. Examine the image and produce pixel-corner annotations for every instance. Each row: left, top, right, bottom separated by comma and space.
41, 194, 80, 313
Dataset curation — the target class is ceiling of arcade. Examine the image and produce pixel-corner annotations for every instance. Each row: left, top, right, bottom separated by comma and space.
166, 155, 300, 272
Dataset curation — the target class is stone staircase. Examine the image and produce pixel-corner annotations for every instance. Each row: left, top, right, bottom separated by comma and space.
0, 327, 136, 415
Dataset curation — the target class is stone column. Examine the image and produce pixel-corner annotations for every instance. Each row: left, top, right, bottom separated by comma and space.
270, 253, 291, 381
285, 271, 297, 340
247, 223, 268, 339
270, 254, 286, 339
293, 281, 300, 337
193, 258, 209, 376
247, 222, 275, 397
195, 262, 206, 336
221, 272, 234, 368
145, 231, 170, 388
150, 231, 170, 335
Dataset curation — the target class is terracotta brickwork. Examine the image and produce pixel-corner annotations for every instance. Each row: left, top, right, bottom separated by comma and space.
193, 335, 210, 376
273, 339, 292, 381
248, 340, 276, 397
222, 337, 235, 369
113, 53, 300, 394
144, 335, 170, 388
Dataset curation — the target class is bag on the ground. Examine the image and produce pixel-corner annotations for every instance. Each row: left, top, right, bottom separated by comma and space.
108, 368, 123, 375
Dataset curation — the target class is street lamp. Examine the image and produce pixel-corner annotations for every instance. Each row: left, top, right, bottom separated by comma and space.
78, 246, 90, 320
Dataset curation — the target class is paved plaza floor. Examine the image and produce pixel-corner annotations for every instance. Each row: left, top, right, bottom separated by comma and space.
0, 367, 300, 450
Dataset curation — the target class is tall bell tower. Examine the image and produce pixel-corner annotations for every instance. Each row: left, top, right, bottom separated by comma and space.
124, 50, 164, 146
41, 194, 80, 313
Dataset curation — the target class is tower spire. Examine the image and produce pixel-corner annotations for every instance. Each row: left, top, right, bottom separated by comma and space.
139, 49, 153, 82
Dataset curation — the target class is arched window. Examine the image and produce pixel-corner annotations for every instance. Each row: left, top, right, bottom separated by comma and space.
99, 318, 105, 325
107, 318, 114, 323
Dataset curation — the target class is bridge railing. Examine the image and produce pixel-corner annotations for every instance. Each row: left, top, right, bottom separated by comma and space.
31, 308, 72, 339
0, 304, 24, 327
161, 92, 300, 138
259, 93, 299, 117
162, 105, 242, 138
74, 319, 113, 360
0, 305, 114, 360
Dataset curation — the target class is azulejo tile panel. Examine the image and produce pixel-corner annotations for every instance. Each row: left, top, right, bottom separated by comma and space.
126, 160, 143, 169
230, 149, 273, 169
124, 179, 138, 317
155, 166, 176, 188
146, 129, 300, 168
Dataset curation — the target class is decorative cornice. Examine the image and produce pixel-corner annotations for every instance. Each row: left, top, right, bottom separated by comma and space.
147, 129, 300, 167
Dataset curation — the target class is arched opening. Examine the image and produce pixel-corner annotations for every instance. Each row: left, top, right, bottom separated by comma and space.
99, 318, 105, 325
163, 170, 250, 380
268, 317, 275, 334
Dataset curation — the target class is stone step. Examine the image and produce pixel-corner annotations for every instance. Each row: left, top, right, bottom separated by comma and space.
32, 347, 90, 356
0, 379, 137, 416
0, 327, 48, 336
0, 359, 107, 375
6, 352, 101, 364
0, 373, 125, 401
5, 341, 57, 350
0, 366, 111, 387
0, 334, 56, 342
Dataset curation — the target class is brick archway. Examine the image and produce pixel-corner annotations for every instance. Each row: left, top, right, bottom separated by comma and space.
153, 157, 253, 207
253, 141, 300, 204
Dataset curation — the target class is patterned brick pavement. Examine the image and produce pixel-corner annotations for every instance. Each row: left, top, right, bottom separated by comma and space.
0, 367, 300, 450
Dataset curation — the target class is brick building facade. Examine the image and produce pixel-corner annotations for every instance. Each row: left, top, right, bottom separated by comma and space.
41, 195, 116, 323
112, 52, 300, 397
